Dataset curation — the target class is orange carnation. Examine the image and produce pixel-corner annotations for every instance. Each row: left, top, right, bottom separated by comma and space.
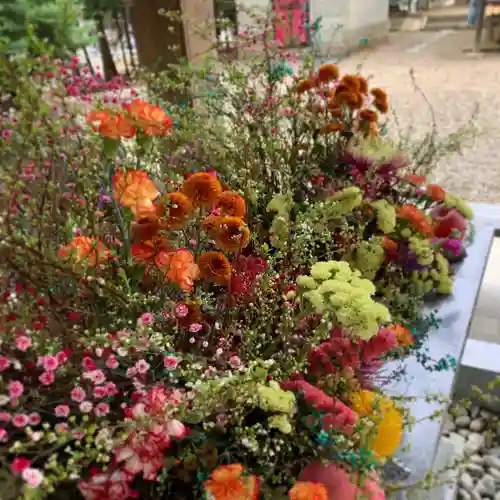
340, 74, 361, 92
319, 123, 344, 135
157, 192, 193, 229
390, 324, 414, 348
317, 64, 339, 83
87, 110, 136, 140
404, 174, 426, 185
289, 481, 328, 500
112, 169, 159, 219
128, 99, 173, 136
296, 78, 315, 94
213, 217, 251, 253
370, 88, 388, 102
155, 249, 199, 292
426, 184, 446, 202
204, 464, 259, 500
198, 251, 232, 285
359, 109, 378, 123
357, 76, 369, 95
58, 237, 110, 266
182, 172, 222, 207
397, 204, 434, 237
373, 99, 389, 114
217, 191, 246, 218
382, 236, 397, 252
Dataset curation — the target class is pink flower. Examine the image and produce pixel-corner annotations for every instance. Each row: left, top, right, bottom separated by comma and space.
93, 386, 107, 399
0, 412, 10, 423
39, 371, 55, 386
12, 414, 29, 428
163, 356, 179, 371
22, 467, 44, 488
79, 470, 138, 500
94, 402, 110, 417
166, 419, 187, 439
106, 355, 119, 369
73, 430, 85, 440
0, 428, 8, 442
0, 356, 10, 372
55, 405, 70, 418
55, 423, 68, 433
105, 382, 118, 397
188, 323, 202, 333
82, 357, 96, 371
229, 355, 241, 368
86, 369, 106, 385
15, 336, 32, 352
56, 351, 68, 364
79, 401, 93, 413
135, 359, 150, 374
175, 304, 188, 318
126, 367, 137, 378
11, 457, 30, 475
28, 413, 41, 426
140, 313, 154, 326
71, 386, 86, 403
8, 381, 24, 399
40, 355, 59, 372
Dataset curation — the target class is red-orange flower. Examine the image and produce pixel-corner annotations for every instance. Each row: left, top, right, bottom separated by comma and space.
359, 109, 378, 123
128, 99, 173, 136
58, 237, 110, 266
382, 236, 398, 252
390, 324, 414, 348
289, 481, 328, 500
404, 174, 426, 185
155, 249, 199, 291
87, 110, 136, 139
340, 75, 361, 92
182, 172, 222, 207
319, 123, 345, 135
217, 191, 246, 218
317, 64, 339, 83
157, 192, 193, 229
296, 78, 315, 94
112, 169, 159, 219
370, 88, 388, 102
397, 204, 434, 237
212, 217, 251, 253
198, 251, 232, 285
204, 464, 259, 500
426, 184, 446, 202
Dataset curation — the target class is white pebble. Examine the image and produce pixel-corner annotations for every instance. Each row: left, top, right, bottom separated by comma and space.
466, 463, 484, 477
459, 472, 475, 492
456, 416, 472, 428
469, 419, 486, 433
484, 455, 500, 470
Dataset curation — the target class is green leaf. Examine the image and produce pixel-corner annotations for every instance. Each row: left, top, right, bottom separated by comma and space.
103, 137, 120, 159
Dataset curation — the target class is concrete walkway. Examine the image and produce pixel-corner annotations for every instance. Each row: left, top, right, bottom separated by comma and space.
335, 28, 500, 204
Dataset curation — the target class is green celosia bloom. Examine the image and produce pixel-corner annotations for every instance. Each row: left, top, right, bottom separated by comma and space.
444, 193, 474, 220
267, 193, 293, 249
355, 237, 385, 280
408, 237, 434, 266
327, 187, 363, 215
296, 276, 318, 290
268, 414, 293, 434
257, 381, 296, 414
303, 290, 326, 313
348, 136, 407, 164
310, 261, 337, 281
371, 200, 397, 234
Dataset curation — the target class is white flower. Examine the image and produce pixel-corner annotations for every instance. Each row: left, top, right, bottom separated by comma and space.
22, 468, 44, 488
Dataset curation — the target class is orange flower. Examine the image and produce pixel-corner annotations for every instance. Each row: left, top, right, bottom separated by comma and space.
426, 184, 446, 202
204, 464, 260, 500
212, 217, 251, 253
390, 324, 414, 348
329, 108, 344, 119
359, 109, 378, 123
296, 78, 315, 94
331, 91, 364, 110
404, 174, 426, 185
317, 64, 339, 83
202, 215, 224, 232
319, 123, 344, 135
382, 236, 398, 252
157, 192, 193, 229
112, 169, 159, 219
128, 99, 173, 136
373, 99, 389, 114
198, 251, 232, 285
182, 172, 223, 207
217, 191, 246, 218
58, 237, 110, 266
370, 88, 388, 102
357, 76, 369, 95
397, 204, 434, 237
289, 481, 328, 500
340, 74, 361, 92
155, 249, 199, 292
87, 110, 136, 139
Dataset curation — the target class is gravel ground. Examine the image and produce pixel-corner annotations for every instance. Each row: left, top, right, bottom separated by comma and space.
329, 29, 500, 204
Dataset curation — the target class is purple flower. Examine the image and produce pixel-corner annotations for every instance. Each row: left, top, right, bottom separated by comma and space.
443, 238, 462, 256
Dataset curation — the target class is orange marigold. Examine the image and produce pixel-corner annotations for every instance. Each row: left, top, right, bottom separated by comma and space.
198, 251, 232, 285
155, 249, 199, 292
329, 107, 344, 119
317, 64, 340, 83
202, 215, 224, 232
58, 237, 110, 266
217, 191, 246, 218
204, 464, 260, 500
296, 78, 315, 94
182, 172, 223, 207
112, 169, 159, 219
359, 108, 378, 123
357, 76, 369, 95
87, 110, 136, 140
426, 184, 446, 202
157, 192, 194, 229
397, 204, 434, 237
128, 99, 173, 136
373, 98, 389, 114
404, 174, 426, 185
289, 481, 328, 500
390, 324, 414, 348
340, 74, 361, 92
370, 88, 388, 102
319, 123, 345, 135
213, 217, 251, 253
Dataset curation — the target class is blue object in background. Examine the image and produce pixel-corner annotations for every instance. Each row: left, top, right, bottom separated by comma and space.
468, 0, 479, 25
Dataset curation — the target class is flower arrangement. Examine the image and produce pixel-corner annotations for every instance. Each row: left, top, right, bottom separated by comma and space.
0, 20, 474, 500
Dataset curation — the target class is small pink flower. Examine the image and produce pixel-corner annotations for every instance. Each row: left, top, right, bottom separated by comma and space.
94, 402, 110, 417
0, 412, 10, 423
71, 387, 86, 403
204, 366, 217, 377
40, 355, 58, 372
0, 356, 10, 372
126, 367, 137, 378
15, 336, 32, 352
166, 419, 187, 439
56, 351, 68, 364
79, 401, 93, 413
55, 423, 68, 433
163, 356, 179, 371
12, 414, 29, 428
105, 382, 118, 397
39, 371, 55, 386
140, 313, 154, 326
175, 304, 188, 318
55, 405, 70, 418
73, 430, 85, 440
22, 467, 44, 488
94, 386, 107, 399
0, 428, 7, 442
28, 413, 41, 426
82, 357, 96, 371
87, 369, 106, 385
135, 360, 150, 374
11, 457, 30, 475
8, 381, 24, 399
188, 323, 202, 333
229, 355, 242, 368
106, 355, 119, 369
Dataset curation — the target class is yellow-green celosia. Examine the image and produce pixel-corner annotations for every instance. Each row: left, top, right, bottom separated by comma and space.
326, 187, 363, 215
371, 200, 397, 234
257, 381, 296, 414
267, 193, 293, 249
444, 193, 474, 220
408, 237, 434, 266
268, 414, 293, 434
355, 237, 385, 280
